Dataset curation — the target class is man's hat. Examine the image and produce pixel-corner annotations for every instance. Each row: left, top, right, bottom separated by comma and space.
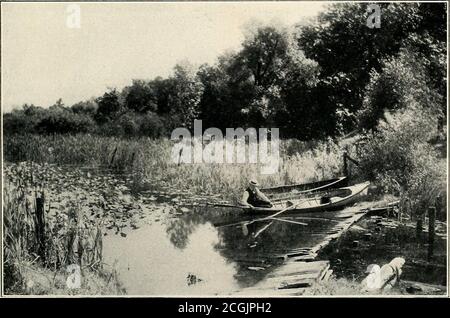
249, 179, 259, 186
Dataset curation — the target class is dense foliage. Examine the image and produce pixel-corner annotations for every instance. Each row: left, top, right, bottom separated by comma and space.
4, 3, 446, 140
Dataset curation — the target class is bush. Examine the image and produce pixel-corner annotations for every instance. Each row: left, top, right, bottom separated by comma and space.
117, 112, 140, 136
3, 106, 46, 134
356, 105, 444, 217
36, 110, 96, 134
3, 112, 34, 134
96, 111, 168, 138
96, 121, 124, 137
139, 112, 167, 138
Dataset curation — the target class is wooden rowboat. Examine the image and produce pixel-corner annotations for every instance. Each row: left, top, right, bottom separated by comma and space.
261, 176, 347, 199
244, 182, 370, 214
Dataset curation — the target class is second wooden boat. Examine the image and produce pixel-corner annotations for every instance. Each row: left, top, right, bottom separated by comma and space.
261, 176, 347, 200
244, 182, 370, 214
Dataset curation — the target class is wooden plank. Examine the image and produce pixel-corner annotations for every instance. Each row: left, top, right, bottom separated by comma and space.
322, 269, 333, 282
317, 264, 331, 281
286, 251, 312, 257
266, 269, 326, 282
291, 254, 317, 262
233, 285, 307, 296
278, 279, 315, 289
235, 261, 330, 294
309, 209, 368, 255
266, 274, 319, 285
270, 260, 329, 273
286, 247, 314, 252
268, 269, 320, 278
230, 253, 287, 264
231, 207, 369, 295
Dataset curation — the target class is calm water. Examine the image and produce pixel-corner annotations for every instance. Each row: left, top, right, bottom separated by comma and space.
103, 205, 343, 295
4, 162, 354, 295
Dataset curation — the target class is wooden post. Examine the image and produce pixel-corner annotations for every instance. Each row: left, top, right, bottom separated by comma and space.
435, 194, 442, 220
398, 200, 404, 222
178, 147, 183, 166
76, 207, 84, 270
428, 206, 436, 261
416, 215, 423, 243
437, 116, 444, 134
35, 193, 46, 262
401, 198, 410, 223
343, 151, 348, 176
110, 146, 118, 167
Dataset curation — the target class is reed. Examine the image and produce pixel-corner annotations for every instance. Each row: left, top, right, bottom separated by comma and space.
4, 134, 344, 201
3, 173, 119, 294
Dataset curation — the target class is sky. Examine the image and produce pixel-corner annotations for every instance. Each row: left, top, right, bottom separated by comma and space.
1, 1, 327, 112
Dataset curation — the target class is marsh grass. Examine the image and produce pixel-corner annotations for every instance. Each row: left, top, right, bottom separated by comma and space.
3, 175, 122, 295
4, 134, 344, 201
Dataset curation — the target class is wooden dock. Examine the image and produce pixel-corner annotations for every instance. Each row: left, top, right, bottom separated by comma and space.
232, 207, 370, 295
234, 260, 332, 295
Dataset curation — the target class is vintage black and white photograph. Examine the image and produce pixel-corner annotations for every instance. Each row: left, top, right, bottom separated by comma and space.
1, 1, 448, 297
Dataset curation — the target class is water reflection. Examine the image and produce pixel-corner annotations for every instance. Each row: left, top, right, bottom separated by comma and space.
103, 220, 239, 295
103, 204, 346, 295
165, 213, 204, 249
5, 163, 355, 295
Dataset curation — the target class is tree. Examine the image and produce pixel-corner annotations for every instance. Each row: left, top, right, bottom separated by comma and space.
3, 2, 445, 141
197, 51, 256, 130
357, 47, 444, 130
123, 79, 158, 113
71, 99, 98, 116
49, 98, 66, 111
241, 24, 291, 89
95, 89, 122, 123
167, 62, 204, 129
297, 2, 447, 133
149, 77, 172, 114
401, 34, 447, 115
197, 24, 320, 133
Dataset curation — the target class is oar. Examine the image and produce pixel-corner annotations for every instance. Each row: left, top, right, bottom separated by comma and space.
244, 199, 308, 227
241, 217, 308, 239
267, 218, 308, 226
215, 215, 308, 229
206, 203, 241, 208
213, 196, 314, 229
253, 221, 274, 238
215, 197, 311, 229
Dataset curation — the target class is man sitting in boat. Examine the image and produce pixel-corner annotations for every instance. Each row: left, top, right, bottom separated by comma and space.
240, 180, 273, 208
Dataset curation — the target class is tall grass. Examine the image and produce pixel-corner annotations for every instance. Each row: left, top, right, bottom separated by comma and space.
4, 134, 345, 200
3, 174, 121, 294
